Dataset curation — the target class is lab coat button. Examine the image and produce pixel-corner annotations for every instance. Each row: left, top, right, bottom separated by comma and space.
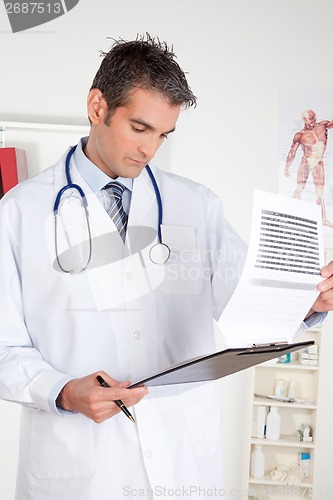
145, 450, 152, 460
125, 272, 133, 281
133, 330, 144, 340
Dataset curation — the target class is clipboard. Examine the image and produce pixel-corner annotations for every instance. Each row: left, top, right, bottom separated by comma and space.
129, 340, 314, 388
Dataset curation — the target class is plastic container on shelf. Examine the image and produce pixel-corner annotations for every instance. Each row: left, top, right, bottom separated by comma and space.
266, 406, 281, 440
288, 379, 296, 399
250, 444, 265, 478
274, 379, 287, 397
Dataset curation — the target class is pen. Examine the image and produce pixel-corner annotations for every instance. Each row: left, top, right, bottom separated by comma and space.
96, 375, 136, 423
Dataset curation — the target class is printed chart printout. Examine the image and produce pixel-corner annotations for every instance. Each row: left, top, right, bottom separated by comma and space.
218, 190, 324, 347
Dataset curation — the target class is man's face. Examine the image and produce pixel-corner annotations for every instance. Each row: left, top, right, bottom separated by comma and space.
86, 87, 180, 178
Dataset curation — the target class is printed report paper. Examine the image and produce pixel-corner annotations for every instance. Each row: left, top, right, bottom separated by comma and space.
218, 190, 324, 347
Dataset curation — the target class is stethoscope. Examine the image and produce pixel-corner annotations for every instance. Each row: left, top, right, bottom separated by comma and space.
54, 145, 171, 273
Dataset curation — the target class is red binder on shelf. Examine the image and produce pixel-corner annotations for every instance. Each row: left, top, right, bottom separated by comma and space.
0, 148, 28, 198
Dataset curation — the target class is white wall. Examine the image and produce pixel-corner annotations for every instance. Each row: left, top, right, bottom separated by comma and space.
1, 0, 333, 498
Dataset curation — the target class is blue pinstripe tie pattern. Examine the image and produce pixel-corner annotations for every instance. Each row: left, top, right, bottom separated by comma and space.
103, 182, 128, 242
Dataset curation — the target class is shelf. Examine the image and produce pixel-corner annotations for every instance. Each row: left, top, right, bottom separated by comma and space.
0, 120, 89, 133
253, 397, 317, 410
251, 435, 315, 448
249, 475, 313, 488
259, 360, 319, 371
245, 326, 323, 496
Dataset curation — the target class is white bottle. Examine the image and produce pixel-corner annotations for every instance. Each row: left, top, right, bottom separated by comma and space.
274, 378, 286, 397
250, 444, 265, 478
266, 406, 281, 440
288, 379, 296, 399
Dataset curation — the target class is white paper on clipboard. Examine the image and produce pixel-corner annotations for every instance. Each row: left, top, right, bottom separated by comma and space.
218, 190, 324, 347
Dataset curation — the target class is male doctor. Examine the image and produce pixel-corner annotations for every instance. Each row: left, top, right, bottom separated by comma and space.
1, 34, 333, 500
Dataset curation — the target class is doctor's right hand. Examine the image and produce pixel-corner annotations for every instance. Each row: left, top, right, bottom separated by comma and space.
56, 371, 148, 423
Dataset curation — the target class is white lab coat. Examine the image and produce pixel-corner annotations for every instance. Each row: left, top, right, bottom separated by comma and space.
0, 149, 247, 500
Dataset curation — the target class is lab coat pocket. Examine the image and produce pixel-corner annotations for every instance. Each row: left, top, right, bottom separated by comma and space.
31, 411, 95, 479
180, 383, 221, 457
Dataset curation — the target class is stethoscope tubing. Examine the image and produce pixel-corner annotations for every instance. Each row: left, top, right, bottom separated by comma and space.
53, 146, 88, 215
145, 164, 163, 245
54, 145, 170, 271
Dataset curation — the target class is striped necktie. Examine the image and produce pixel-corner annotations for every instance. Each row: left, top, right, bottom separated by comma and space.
102, 181, 128, 242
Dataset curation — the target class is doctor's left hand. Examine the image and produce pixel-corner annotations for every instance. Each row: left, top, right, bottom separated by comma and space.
306, 260, 333, 317
56, 371, 148, 423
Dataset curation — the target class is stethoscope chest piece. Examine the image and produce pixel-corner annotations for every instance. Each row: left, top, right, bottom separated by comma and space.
149, 243, 171, 265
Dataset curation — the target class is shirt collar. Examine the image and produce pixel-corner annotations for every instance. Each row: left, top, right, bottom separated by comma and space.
73, 137, 133, 193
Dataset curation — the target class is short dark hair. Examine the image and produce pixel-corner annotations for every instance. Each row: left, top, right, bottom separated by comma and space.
90, 33, 197, 123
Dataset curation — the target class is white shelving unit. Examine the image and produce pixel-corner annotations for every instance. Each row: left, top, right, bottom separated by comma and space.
244, 327, 322, 500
